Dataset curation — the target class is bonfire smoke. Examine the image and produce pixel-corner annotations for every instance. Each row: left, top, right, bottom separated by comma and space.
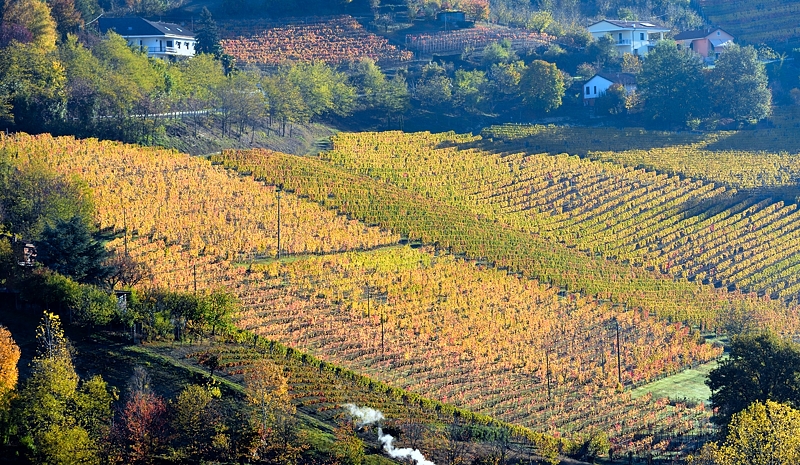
343, 404, 385, 426
378, 427, 436, 465
343, 404, 436, 465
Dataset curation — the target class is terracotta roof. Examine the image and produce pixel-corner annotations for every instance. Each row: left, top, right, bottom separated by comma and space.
99, 17, 195, 38
674, 28, 732, 40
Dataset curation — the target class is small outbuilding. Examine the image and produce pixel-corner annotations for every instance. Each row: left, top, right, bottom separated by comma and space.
436, 10, 466, 23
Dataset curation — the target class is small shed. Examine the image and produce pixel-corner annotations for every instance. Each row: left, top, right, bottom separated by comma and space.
437, 10, 466, 23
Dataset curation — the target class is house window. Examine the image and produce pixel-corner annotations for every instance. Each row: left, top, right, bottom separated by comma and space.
177, 42, 181, 49
167, 40, 173, 48
184, 42, 189, 49
619, 33, 623, 42
586, 86, 590, 95
593, 86, 597, 94
640, 32, 645, 40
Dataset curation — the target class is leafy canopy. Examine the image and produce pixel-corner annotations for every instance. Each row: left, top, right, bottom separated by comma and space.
707, 332, 800, 428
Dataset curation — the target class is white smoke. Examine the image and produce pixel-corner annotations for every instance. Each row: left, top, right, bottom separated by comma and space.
342, 404, 436, 465
378, 427, 436, 465
343, 403, 385, 426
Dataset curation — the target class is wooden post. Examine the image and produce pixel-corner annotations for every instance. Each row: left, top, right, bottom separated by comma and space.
276, 186, 282, 259
615, 319, 622, 386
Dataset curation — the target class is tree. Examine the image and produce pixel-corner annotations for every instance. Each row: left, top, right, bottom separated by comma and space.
198, 289, 236, 336
707, 332, 800, 428
708, 44, 771, 123
637, 40, 707, 127
595, 83, 627, 116
286, 62, 357, 119
332, 422, 365, 465
36, 215, 112, 285
171, 384, 224, 460
48, 0, 83, 38
482, 39, 517, 67
0, 326, 20, 396
453, 69, 487, 113
0, 158, 94, 240
195, 7, 223, 56
0, 42, 66, 131
415, 62, 452, 107
519, 59, 565, 113
15, 311, 113, 464
690, 401, 800, 465
1, 0, 58, 52
587, 34, 618, 69
116, 390, 169, 463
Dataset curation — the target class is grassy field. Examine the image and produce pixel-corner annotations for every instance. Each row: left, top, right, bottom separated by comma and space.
630, 358, 724, 404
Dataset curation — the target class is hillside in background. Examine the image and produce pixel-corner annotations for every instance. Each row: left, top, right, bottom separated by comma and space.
698, 0, 800, 47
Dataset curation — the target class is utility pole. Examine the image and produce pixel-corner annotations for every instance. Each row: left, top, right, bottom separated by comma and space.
276, 184, 282, 259
193, 262, 197, 295
545, 349, 552, 401
123, 208, 128, 256
380, 307, 385, 360
615, 318, 622, 386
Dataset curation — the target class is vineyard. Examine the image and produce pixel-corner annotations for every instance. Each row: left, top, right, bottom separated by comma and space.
320, 131, 800, 302
698, 0, 800, 44
214, 147, 800, 333
405, 26, 551, 55
219, 16, 413, 66
483, 117, 800, 189
0, 133, 398, 290
10, 131, 800, 457
227, 245, 719, 454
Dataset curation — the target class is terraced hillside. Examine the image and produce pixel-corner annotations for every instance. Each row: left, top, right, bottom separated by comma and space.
0, 133, 399, 291
219, 16, 413, 66
322, 131, 800, 302
230, 245, 719, 454
698, 0, 800, 45
3, 132, 729, 457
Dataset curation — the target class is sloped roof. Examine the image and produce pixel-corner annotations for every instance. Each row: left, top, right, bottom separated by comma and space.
593, 72, 637, 86
589, 19, 669, 31
674, 28, 732, 40
98, 17, 195, 38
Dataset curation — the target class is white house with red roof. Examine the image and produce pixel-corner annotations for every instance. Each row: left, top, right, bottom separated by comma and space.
587, 20, 670, 56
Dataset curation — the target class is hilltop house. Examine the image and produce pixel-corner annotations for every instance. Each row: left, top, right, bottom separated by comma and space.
583, 72, 636, 106
98, 17, 196, 61
587, 20, 669, 56
674, 28, 734, 61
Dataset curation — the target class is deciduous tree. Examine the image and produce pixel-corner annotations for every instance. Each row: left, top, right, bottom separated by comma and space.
637, 40, 707, 127
708, 44, 771, 123
707, 332, 800, 428
519, 59, 564, 113
0, 326, 19, 396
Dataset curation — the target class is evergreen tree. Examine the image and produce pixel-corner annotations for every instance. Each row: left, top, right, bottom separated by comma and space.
195, 7, 222, 56
36, 215, 112, 285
